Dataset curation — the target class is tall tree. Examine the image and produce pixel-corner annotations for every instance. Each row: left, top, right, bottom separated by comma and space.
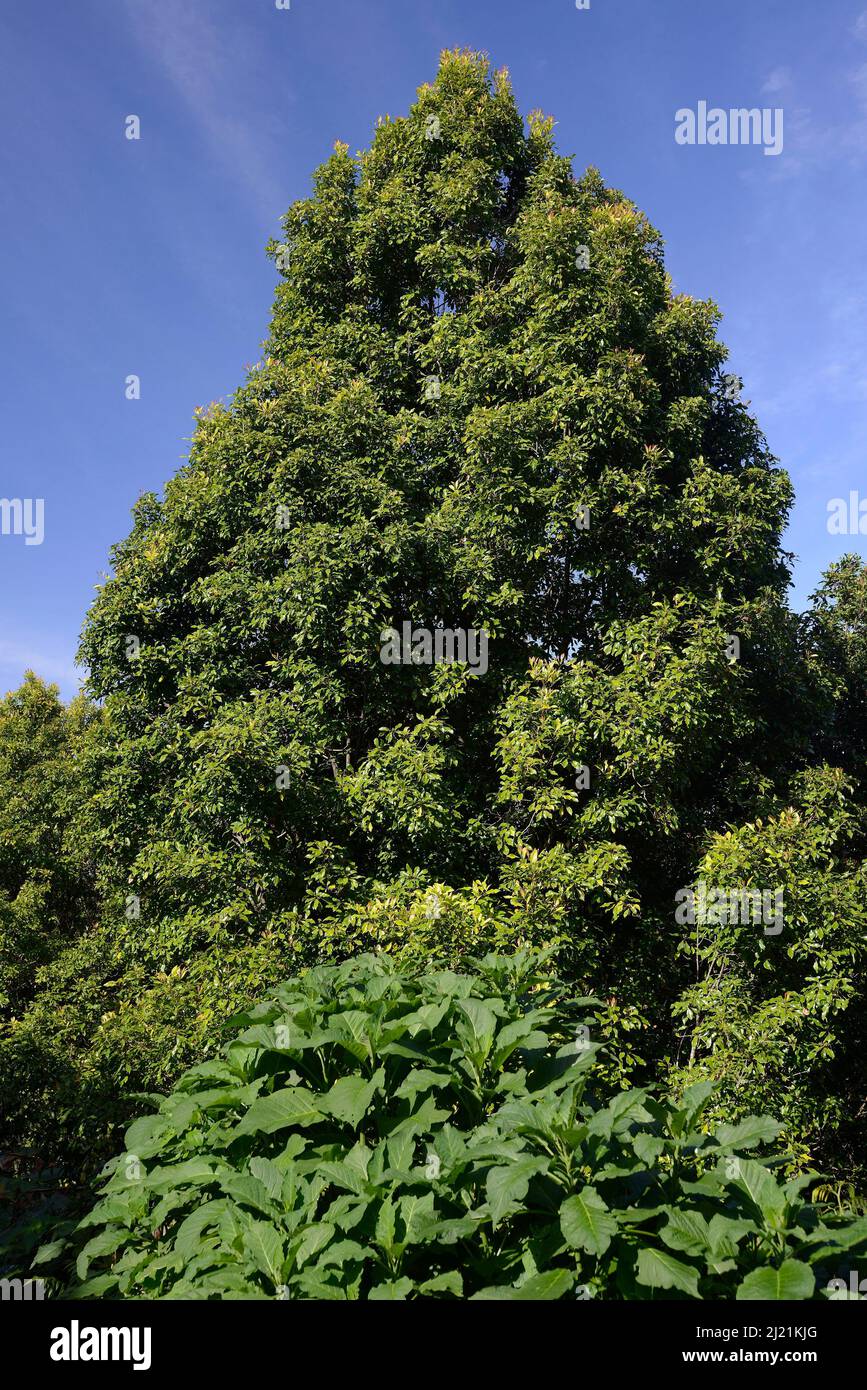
11, 52, 858, 1179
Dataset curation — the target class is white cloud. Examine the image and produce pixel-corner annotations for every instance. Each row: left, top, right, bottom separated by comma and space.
121, 0, 288, 225
762, 67, 792, 95
854, 10, 867, 40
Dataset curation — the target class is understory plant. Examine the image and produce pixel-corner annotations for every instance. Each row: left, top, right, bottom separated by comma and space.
52, 949, 867, 1301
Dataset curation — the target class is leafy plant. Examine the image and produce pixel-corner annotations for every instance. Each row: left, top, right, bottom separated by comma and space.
56, 950, 867, 1300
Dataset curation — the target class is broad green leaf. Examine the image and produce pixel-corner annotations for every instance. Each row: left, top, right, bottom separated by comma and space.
800, 1217, 867, 1256
419, 1271, 463, 1296
32, 1239, 67, 1266
393, 1069, 452, 1101
218, 1173, 277, 1216
674, 1079, 716, 1134
636, 1247, 700, 1298
455, 998, 498, 1059
175, 1200, 230, 1260
375, 1198, 397, 1251
472, 1270, 574, 1300
587, 1089, 651, 1137
661, 1210, 711, 1256
560, 1187, 618, 1257
123, 1114, 172, 1161
243, 1221, 285, 1286
294, 1222, 336, 1268
486, 1158, 548, 1227
76, 1228, 132, 1282
315, 1238, 370, 1269
736, 1260, 815, 1301
316, 1159, 370, 1196
321, 1072, 382, 1128
248, 1157, 285, 1199
369, 1278, 414, 1300
233, 1086, 323, 1137
712, 1116, 781, 1150
398, 1190, 436, 1244
707, 1214, 757, 1257
330, 1010, 373, 1063
720, 1157, 787, 1221
633, 1134, 665, 1166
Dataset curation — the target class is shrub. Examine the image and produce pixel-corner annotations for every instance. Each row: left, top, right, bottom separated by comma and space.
57, 950, 867, 1300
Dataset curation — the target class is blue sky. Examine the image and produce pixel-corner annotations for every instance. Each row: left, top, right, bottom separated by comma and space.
1, 0, 865, 700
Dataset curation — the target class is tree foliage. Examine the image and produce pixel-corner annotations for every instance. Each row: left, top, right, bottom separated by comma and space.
2, 52, 867, 1286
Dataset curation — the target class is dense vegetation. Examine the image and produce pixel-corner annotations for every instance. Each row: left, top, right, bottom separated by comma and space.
1, 51, 866, 1297
48, 951, 866, 1301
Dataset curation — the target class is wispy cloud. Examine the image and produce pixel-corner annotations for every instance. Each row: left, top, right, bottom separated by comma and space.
121, 0, 290, 224
762, 66, 792, 95
741, 53, 867, 185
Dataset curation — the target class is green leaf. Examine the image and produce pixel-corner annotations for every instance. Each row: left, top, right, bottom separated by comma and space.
736, 1260, 815, 1301
455, 998, 498, 1059
398, 1190, 436, 1244
633, 1134, 665, 1166
32, 1239, 68, 1265
175, 1200, 230, 1260
233, 1086, 324, 1137
248, 1157, 285, 1199
799, 1216, 867, 1256
294, 1222, 336, 1269
433, 1125, 467, 1169
317, 1159, 371, 1196
243, 1221, 286, 1286
677, 1079, 716, 1131
419, 1270, 463, 1296
636, 1247, 700, 1298
218, 1173, 277, 1216
721, 1157, 787, 1221
369, 1278, 414, 1300
486, 1158, 548, 1227
375, 1199, 397, 1251
321, 1072, 381, 1128
712, 1116, 781, 1150
492, 1013, 551, 1069
123, 1114, 171, 1160
560, 1187, 618, 1257
472, 1270, 574, 1300
660, 1210, 711, 1256
707, 1214, 757, 1257
331, 1010, 372, 1063
587, 1089, 651, 1137
393, 1069, 452, 1101
76, 1228, 132, 1282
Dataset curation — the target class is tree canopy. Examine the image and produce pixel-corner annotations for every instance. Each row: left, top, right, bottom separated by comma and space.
2, 52, 866, 1281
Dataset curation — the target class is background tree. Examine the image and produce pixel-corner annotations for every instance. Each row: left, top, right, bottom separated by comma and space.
0, 673, 99, 1019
